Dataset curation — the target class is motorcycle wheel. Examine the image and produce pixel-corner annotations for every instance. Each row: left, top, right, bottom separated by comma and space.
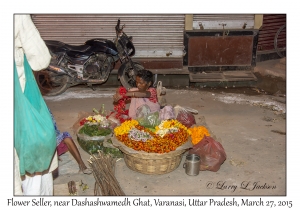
34, 70, 70, 96
119, 62, 144, 90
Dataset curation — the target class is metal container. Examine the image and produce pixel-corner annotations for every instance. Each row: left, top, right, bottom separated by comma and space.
183, 154, 200, 176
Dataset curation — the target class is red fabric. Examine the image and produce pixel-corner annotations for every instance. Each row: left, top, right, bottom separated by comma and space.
148, 87, 158, 103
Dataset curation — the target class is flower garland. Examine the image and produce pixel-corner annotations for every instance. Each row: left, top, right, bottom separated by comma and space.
114, 86, 128, 114
114, 119, 139, 136
107, 86, 130, 123
114, 119, 190, 153
188, 126, 210, 145
155, 119, 191, 137
128, 128, 153, 142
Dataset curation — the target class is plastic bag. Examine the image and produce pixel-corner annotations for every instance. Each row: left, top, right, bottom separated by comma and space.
174, 105, 196, 128
102, 138, 123, 158
77, 136, 104, 155
76, 125, 112, 141
76, 125, 122, 157
136, 104, 151, 119
137, 111, 161, 130
156, 81, 167, 106
107, 112, 121, 126
189, 135, 226, 172
14, 55, 56, 175
159, 105, 175, 120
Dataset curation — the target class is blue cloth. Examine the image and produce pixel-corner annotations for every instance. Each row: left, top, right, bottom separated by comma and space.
48, 109, 72, 146
14, 55, 56, 175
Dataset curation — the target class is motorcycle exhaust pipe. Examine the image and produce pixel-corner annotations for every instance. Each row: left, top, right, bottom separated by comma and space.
82, 79, 106, 83
47, 64, 108, 84
47, 64, 68, 75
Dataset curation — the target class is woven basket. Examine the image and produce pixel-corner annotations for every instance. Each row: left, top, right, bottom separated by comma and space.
118, 146, 186, 175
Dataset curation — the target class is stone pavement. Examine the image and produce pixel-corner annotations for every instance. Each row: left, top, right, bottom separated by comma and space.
53, 150, 95, 196
254, 57, 286, 80
51, 58, 286, 196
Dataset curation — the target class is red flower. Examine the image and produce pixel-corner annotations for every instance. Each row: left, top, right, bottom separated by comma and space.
79, 118, 88, 126
113, 86, 131, 122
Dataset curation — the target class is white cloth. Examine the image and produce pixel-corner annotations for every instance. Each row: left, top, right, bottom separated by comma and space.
14, 148, 22, 195
14, 150, 57, 195
21, 173, 53, 195
14, 14, 57, 195
14, 14, 51, 91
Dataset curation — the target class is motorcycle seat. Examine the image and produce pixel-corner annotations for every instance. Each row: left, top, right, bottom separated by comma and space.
64, 44, 91, 52
45, 40, 91, 52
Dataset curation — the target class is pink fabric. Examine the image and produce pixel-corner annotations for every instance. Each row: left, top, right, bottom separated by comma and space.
57, 141, 68, 156
128, 87, 160, 119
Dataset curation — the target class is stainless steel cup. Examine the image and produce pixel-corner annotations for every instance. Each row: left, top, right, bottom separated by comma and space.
183, 154, 200, 176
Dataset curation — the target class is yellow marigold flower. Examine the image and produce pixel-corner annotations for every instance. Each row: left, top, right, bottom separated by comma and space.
114, 119, 139, 136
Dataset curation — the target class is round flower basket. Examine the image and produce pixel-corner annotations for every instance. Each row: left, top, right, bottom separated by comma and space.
121, 147, 186, 175
111, 137, 191, 175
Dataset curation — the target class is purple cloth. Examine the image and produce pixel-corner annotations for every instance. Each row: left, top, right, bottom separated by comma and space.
49, 108, 72, 155
159, 105, 175, 120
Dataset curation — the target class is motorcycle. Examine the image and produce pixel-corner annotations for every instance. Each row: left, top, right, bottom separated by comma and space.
34, 19, 144, 96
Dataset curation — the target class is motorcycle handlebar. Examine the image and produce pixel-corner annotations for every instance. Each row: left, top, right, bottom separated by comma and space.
115, 19, 125, 33
115, 19, 120, 32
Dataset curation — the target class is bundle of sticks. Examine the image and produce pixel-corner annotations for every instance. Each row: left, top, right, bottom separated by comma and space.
88, 150, 125, 196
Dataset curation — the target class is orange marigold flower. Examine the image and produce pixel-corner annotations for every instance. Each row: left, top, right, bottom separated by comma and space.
188, 126, 210, 145
114, 120, 189, 153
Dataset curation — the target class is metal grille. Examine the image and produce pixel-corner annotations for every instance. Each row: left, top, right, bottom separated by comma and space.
193, 14, 255, 30
31, 14, 185, 58
257, 14, 286, 51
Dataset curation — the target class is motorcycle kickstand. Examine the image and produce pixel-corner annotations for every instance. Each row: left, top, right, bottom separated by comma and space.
87, 84, 96, 91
